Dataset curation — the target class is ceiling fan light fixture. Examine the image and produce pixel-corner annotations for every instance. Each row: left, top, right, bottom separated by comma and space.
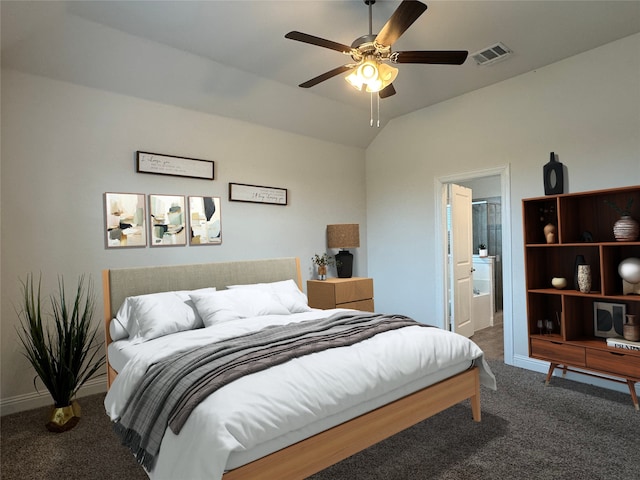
346, 56, 397, 93
357, 57, 379, 82
365, 78, 384, 93
378, 63, 398, 83
345, 71, 365, 90
364, 62, 397, 92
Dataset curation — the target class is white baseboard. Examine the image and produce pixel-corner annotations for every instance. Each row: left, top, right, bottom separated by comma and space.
0, 375, 108, 416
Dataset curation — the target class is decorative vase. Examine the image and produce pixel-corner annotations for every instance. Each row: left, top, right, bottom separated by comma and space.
543, 223, 556, 244
573, 255, 586, 290
551, 277, 567, 289
543, 152, 564, 195
577, 264, 591, 293
618, 257, 640, 284
613, 215, 639, 242
619, 257, 640, 295
46, 400, 81, 433
623, 314, 640, 342
317, 265, 327, 281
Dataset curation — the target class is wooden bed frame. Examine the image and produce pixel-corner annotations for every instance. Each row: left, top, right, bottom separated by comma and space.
102, 257, 482, 480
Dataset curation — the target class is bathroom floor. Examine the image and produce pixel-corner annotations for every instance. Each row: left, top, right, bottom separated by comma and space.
470, 322, 503, 361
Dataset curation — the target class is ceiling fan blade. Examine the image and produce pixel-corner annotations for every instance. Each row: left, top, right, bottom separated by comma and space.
391, 50, 469, 65
285, 31, 352, 54
375, 0, 428, 47
379, 83, 396, 99
299, 65, 354, 88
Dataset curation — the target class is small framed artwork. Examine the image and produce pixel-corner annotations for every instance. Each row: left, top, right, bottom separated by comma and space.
136, 151, 214, 180
149, 194, 187, 246
104, 192, 147, 248
229, 182, 287, 206
593, 301, 626, 338
188, 196, 222, 245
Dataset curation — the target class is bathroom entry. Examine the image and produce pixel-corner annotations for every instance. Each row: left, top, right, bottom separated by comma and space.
458, 177, 504, 330
445, 175, 504, 336
438, 167, 511, 361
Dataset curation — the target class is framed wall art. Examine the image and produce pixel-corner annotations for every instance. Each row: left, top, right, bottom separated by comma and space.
136, 151, 214, 180
188, 196, 222, 245
149, 194, 187, 246
229, 182, 287, 205
593, 301, 626, 338
104, 192, 147, 248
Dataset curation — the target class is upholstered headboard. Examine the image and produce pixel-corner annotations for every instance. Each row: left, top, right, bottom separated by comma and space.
102, 257, 302, 386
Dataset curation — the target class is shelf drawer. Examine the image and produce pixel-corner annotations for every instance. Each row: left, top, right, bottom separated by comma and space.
531, 338, 586, 366
586, 349, 640, 379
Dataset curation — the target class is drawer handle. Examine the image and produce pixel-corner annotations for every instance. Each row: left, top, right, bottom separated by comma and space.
608, 351, 626, 357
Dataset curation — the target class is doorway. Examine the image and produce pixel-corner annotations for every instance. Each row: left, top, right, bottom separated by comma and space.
435, 165, 513, 363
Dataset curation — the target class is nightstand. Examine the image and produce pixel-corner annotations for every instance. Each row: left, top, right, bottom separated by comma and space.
307, 277, 374, 312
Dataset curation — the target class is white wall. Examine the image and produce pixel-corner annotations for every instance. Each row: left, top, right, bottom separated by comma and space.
366, 33, 640, 378
0, 71, 367, 411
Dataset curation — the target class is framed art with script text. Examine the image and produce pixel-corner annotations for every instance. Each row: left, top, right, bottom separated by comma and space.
136, 151, 214, 180
228, 183, 287, 206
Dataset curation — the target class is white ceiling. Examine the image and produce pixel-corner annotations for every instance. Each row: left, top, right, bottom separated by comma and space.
2, 1, 639, 148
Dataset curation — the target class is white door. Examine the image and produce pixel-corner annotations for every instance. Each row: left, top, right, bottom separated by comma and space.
450, 183, 474, 338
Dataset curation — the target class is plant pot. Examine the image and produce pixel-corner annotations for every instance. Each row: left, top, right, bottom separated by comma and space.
317, 265, 327, 281
479, 249, 488, 257
613, 215, 639, 242
46, 400, 81, 433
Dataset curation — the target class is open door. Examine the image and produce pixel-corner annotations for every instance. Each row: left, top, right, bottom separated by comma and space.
450, 183, 474, 338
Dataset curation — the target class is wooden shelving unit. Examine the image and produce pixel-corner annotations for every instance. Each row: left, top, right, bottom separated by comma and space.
522, 186, 640, 409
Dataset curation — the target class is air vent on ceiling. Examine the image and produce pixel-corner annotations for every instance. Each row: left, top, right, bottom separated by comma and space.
471, 42, 512, 66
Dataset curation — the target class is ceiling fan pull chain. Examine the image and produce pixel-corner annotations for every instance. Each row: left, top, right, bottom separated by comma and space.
370, 92, 374, 127
377, 94, 380, 128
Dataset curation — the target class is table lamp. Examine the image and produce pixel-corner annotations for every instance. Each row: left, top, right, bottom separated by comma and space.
327, 224, 360, 278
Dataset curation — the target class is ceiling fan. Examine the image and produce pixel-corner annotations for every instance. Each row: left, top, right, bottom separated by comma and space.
285, 0, 468, 99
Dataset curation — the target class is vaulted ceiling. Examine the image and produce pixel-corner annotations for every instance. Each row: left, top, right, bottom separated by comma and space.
2, 1, 639, 148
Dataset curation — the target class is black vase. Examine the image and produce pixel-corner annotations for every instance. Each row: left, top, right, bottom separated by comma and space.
543, 152, 564, 195
574, 255, 586, 291
335, 250, 354, 278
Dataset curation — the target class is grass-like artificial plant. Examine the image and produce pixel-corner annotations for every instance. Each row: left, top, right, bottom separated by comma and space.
16, 274, 105, 408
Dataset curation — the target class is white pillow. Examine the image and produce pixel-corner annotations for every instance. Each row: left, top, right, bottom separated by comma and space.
115, 287, 216, 343
190, 289, 290, 328
109, 317, 129, 341
227, 279, 312, 313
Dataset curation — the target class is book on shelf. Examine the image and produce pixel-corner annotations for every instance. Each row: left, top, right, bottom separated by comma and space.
606, 337, 640, 352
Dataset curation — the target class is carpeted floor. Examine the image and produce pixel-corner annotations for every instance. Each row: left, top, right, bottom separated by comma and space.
2, 325, 638, 479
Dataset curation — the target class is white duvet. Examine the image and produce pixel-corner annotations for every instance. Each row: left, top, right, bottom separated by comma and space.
105, 309, 496, 480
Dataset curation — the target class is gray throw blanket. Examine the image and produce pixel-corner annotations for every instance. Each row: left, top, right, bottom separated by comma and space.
113, 312, 429, 470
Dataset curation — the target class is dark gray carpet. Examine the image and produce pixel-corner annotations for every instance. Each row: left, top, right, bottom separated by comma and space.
2, 360, 638, 479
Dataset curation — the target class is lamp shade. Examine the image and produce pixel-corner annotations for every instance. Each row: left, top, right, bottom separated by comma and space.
327, 224, 360, 249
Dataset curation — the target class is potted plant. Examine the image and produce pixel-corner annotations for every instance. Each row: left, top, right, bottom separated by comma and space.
605, 198, 639, 241
311, 253, 335, 280
478, 244, 488, 257
16, 274, 105, 432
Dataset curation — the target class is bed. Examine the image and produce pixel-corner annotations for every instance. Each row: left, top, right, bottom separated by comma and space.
102, 257, 496, 480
